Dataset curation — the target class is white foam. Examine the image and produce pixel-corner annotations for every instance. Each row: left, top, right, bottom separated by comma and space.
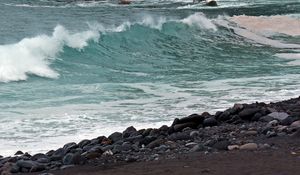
0, 25, 99, 83
181, 12, 217, 31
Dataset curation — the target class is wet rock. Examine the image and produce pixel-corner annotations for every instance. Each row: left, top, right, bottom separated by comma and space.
173, 122, 197, 132
268, 112, 289, 121
266, 131, 277, 138
240, 143, 258, 150
16, 160, 45, 172
244, 130, 258, 136
10, 164, 20, 173
123, 126, 137, 138
203, 117, 218, 127
251, 113, 263, 121
78, 139, 91, 148
212, 140, 230, 150
31, 153, 48, 161
63, 142, 77, 153
190, 131, 200, 138
50, 148, 65, 161
218, 111, 231, 121
140, 136, 157, 146
124, 135, 143, 143
267, 120, 279, 128
60, 165, 74, 170
108, 132, 123, 143
14, 151, 24, 156
147, 139, 165, 149
238, 108, 260, 120
175, 114, 204, 126
281, 116, 299, 125
121, 142, 132, 152
36, 158, 50, 164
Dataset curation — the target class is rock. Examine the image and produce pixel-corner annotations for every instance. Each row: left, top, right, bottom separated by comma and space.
251, 113, 263, 121
206, 0, 218, 6
63, 142, 77, 153
78, 139, 91, 148
108, 132, 123, 143
240, 143, 258, 150
268, 112, 289, 121
190, 144, 206, 152
203, 117, 218, 127
0, 162, 13, 175
238, 108, 260, 120
244, 130, 258, 136
121, 142, 132, 152
212, 140, 230, 150
176, 114, 204, 126
50, 148, 65, 161
124, 135, 143, 143
173, 122, 197, 132
60, 165, 74, 170
190, 131, 200, 138
31, 153, 48, 161
267, 120, 279, 128
281, 116, 299, 126
218, 111, 231, 121
185, 142, 198, 148
10, 164, 20, 173
147, 139, 165, 149
291, 129, 300, 138
16, 160, 45, 172
14, 151, 24, 156
266, 131, 277, 138
81, 151, 101, 160
291, 120, 300, 128
168, 132, 191, 141
123, 126, 137, 138
36, 158, 50, 164
259, 115, 275, 122
228, 145, 239, 150
140, 136, 157, 146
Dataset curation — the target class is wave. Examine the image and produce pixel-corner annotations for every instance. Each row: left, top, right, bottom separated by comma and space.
0, 25, 99, 83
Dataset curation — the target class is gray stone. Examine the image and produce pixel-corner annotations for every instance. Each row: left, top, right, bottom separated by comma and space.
147, 139, 165, 149
281, 116, 299, 126
291, 120, 300, 128
63, 142, 77, 152
50, 148, 65, 161
203, 117, 218, 127
108, 132, 123, 143
123, 126, 137, 138
190, 144, 206, 152
259, 115, 275, 122
173, 122, 197, 132
212, 140, 230, 150
239, 108, 260, 120
60, 165, 75, 170
14, 151, 24, 155
267, 120, 279, 128
190, 131, 200, 138
240, 143, 258, 150
168, 132, 191, 141
31, 153, 48, 161
78, 139, 91, 148
268, 112, 289, 121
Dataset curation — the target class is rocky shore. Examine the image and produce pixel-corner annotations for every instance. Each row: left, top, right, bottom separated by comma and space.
1, 97, 300, 175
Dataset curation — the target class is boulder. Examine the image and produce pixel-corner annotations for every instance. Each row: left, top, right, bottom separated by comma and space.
268, 112, 289, 121
108, 132, 123, 143
212, 140, 230, 150
123, 126, 137, 138
240, 143, 258, 150
203, 117, 218, 127
238, 108, 260, 120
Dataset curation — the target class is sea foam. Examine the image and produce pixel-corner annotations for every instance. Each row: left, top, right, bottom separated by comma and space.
0, 25, 99, 83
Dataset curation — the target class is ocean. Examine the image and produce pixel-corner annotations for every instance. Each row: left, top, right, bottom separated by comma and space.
0, 0, 299, 156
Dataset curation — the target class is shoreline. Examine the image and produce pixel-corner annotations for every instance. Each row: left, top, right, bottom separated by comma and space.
1, 96, 300, 174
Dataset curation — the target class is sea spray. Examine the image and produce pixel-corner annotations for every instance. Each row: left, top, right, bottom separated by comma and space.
0, 25, 99, 82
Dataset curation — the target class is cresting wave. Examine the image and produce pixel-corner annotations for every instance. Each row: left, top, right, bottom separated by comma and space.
0, 25, 99, 83
0, 13, 216, 83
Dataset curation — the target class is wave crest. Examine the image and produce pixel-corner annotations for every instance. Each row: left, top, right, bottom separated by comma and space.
0, 25, 99, 83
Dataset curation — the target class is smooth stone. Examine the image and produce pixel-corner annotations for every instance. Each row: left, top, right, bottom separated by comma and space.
60, 165, 75, 170
190, 144, 206, 152
36, 158, 50, 164
268, 112, 289, 121
259, 115, 275, 122
228, 145, 239, 150
14, 151, 24, 156
244, 130, 258, 136
218, 111, 231, 121
190, 131, 200, 138
267, 120, 279, 128
291, 120, 300, 128
240, 143, 258, 150
121, 142, 132, 152
123, 126, 137, 138
238, 108, 260, 120
63, 142, 77, 152
31, 153, 48, 161
16, 160, 36, 169
124, 135, 143, 143
185, 142, 198, 148
173, 122, 197, 132
212, 140, 230, 150
168, 132, 191, 141
266, 131, 277, 138
203, 117, 218, 127
176, 114, 204, 126
78, 139, 91, 148
81, 151, 101, 160
10, 164, 20, 173
281, 116, 299, 125
147, 139, 165, 149
108, 132, 123, 143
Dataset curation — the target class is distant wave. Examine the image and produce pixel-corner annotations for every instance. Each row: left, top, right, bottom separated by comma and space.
0, 13, 218, 83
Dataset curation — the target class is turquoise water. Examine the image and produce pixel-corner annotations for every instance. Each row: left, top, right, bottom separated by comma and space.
0, 0, 299, 155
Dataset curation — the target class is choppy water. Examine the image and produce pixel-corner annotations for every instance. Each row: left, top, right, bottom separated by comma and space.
0, 0, 299, 156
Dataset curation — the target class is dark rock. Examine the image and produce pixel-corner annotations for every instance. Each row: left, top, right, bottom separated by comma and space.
251, 113, 263, 121
147, 139, 165, 149
124, 134, 143, 143
60, 165, 75, 170
259, 115, 275, 122
62, 153, 85, 165
46, 150, 54, 157
159, 125, 169, 132
281, 116, 299, 125
108, 132, 123, 143
238, 108, 260, 120
149, 129, 160, 137
142, 128, 152, 136
31, 153, 48, 161
36, 158, 50, 164
176, 114, 204, 126
50, 148, 65, 161
121, 142, 132, 152
206, 0, 217, 7
173, 122, 197, 132
63, 142, 77, 153
78, 139, 91, 148
168, 132, 191, 141
10, 164, 20, 173
123, 126, 137, 138
14, 151, 24, 155
16, 160, 45, 172
218, 111, 231, 121
203, 117, 218, 127
140, 136, 157, 146
212, 140, 230, 150
190, 144, 206, 152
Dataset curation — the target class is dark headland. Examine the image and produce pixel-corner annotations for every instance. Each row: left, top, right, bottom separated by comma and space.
1, 97, 300, 175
